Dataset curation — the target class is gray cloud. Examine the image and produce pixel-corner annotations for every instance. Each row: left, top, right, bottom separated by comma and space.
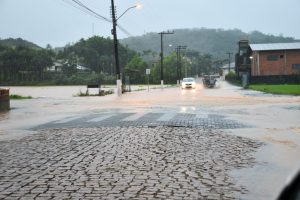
0, 0, 299, 47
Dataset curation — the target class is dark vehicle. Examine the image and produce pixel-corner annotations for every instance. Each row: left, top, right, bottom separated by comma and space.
202, 75, 219, 88
277, 170, 300, 200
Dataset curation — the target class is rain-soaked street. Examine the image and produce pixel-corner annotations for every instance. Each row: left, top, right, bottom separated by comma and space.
0, 80, 300, 199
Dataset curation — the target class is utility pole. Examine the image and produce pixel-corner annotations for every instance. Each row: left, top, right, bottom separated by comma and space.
110, 0, 122, 96
159, 30, 174, 89
176, 48, 179, 85
227, 52, 233, 73
175, 45, 187, 85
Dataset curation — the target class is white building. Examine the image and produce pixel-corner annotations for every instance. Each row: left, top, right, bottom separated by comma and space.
221, 62, 235, 75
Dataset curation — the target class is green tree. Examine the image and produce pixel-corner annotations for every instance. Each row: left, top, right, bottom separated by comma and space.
125, 55, 148, 84
0, 45, 54, 84
163, 53, 178, 84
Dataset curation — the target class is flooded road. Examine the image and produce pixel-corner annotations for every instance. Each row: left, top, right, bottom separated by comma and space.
0, 80, 300, 199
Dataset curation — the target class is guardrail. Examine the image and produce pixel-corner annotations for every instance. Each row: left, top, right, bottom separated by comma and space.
0, 88, 10, 112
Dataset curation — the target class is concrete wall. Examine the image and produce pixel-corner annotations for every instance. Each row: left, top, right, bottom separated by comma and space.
251, 50, 300, 76
0, 89, 10, 112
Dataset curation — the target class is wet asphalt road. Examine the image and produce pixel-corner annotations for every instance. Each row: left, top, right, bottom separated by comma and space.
0, 80, 299, 199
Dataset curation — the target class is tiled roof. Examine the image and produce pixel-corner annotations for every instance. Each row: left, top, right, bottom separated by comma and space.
249, 42, 300, 51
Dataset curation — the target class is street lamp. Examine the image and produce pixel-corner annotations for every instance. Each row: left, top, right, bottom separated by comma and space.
110, 1, 141, 96
117, 3, 142, 21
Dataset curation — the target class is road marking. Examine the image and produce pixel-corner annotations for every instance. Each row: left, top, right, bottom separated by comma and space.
156, 113, 177, 121
122, 113, 146, 121
55, 116, 82, 124
195, 114, 208, 119
87, 114, 114, 122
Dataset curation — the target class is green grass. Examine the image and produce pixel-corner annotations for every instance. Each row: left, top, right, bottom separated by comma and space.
249, 84, 300, 95
10, 94, 33, 99
227, 79, 242, 87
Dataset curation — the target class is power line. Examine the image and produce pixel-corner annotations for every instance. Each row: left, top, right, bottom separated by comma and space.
69, 0, 111, 23
62, 0, 106, 22
61, 0, 133, 37
117, 25, 133, 37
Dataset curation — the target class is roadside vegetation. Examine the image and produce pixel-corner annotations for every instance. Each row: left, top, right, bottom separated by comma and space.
225, 72, 300, 95
10, 94, 32, 100
249, 84, 300, 95
75, 89, 114, 97
1, 31, 296, 86
225, 72, 241, 86
0, 37, 227, 86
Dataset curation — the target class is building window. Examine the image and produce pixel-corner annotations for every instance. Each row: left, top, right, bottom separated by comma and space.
267, 55, 279, 61
292, 64, 300, 69
280, 55, 284, 59
240, 49, 245, 56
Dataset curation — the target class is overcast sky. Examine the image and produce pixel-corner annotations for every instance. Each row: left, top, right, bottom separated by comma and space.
1, 0, 299, 48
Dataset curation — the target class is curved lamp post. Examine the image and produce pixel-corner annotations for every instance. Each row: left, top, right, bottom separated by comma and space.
117, 4, 142, 21
110, 1, 141, 96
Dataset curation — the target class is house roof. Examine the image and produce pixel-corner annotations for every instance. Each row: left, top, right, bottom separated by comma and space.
249, 42, 300, 51
222, 62, 235, 69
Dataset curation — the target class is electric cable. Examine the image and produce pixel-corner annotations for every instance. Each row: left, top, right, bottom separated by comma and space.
61, 0, 133, 37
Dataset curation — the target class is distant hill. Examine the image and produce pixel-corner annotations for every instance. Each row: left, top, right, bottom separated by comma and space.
0, 38, 41, 49
121, 28, 299, 59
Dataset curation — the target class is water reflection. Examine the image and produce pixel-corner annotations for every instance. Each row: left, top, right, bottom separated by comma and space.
180, 106, 196, 113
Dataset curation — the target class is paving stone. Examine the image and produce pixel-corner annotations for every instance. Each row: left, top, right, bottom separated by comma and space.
0, 127, 263, 199
35, 112, 250, 130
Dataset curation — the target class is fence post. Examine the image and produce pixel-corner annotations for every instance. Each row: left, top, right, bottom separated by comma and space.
0, 88, 10, 112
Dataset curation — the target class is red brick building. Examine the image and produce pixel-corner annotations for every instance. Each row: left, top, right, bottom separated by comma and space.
249, 43, 300, 76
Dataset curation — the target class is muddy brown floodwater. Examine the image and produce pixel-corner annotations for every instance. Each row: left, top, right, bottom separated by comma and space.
0, 80, 299, 199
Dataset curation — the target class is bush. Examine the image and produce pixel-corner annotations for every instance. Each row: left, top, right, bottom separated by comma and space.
10, 94, 32, 100
76, 89, 114, 97
225, 72, 241, 86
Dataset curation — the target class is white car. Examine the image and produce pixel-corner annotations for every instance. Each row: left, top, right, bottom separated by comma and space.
181, 78, 196, 89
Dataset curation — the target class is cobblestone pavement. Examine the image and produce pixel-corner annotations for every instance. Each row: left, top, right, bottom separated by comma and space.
0, 127, 263, 200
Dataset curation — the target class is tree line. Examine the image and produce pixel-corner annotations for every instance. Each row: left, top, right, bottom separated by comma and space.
0, 45, 54, 83
121, 28, 298, 59
0, 36, 136, 85
0, 36, 221, 86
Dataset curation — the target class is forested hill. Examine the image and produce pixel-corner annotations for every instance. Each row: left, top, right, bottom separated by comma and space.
0, 38, 41, 49
121, 28, 298, 59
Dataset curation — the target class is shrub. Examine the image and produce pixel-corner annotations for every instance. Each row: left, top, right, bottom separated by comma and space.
225, 72, 241, 86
